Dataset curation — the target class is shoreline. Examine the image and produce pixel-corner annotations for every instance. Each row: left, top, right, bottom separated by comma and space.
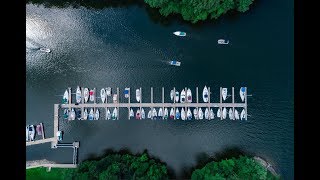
254, 156, 278, 176
26, 159, 56, 169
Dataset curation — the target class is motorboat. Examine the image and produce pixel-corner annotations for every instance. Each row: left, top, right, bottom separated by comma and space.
181, 108, 186, 120
175, 91, 179, 102
198, 108, 204, 120
28, 125, 35, 141
175, 108, 180, 120
210, 108, 215, 120
57, 131, 63, 141
106, 87, 112, 96
83, 109, 88, 120
124, 88, 130, 98
187, 88, 192, 103
106, 108, 111, 120
229, 108, 234, 120
152, 108, 157, 120
63, 109, 69, 120
222, 88, 227, 101
202, 86, 209, 102
70, 108, 76, 120
169, 108, 174, 119
234, 109, 240, 120
217, 39, 229, 45
204, 108, 209, 120
193, 108, 198, 120
94, 109, 100, 120
26, 125, 29, 141
88, 108, 94, 120
136, 89, 141, 102
76, 109, 82, 120
148, 109, 152, 119
170, 60, 181, 66
187, 108, 192, 120
84, 88, 89, 102
158, 108, 163, 119
129, 108, 134, 119
173, 31, 186, 36
170, 90, 174, 101
164, 108, 169, 119
217, 108, 221, 118
76, 86, 82, 104
180, 89, 186, 103
136, 109, 141, 120
40, 47, 51, 53
100, 88, 106, 103
113, 94, 118, 103
141, 108, 145, 119
240, 87, 246, 102
62, 89, 68, 104
112, 108, 118, 120
89, 89, 95, 102
222, 107, 227, 119
240, 109, 246, 120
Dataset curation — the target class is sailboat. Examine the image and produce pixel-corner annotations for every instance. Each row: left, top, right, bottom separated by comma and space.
158, 108, 163, 119
240, 87, 246, 102
187, 88, 192, 103
169, 108, 175, 119
187, 108, 192, 120
170, 90, 174, 101
100, 88, 106, 103
210, 108, 215, 120
95, 109, 100, 120
164, 108, 169, 119
228, 108, 234, 120
112, 108, 118, 120
222, 107, 227, 119
234, 109, 239, 120
83, 109, 88, 120
203, 86, 209, 102
175, 108, 180, 120
84, 88, 89, 103
89, 89, 95, 102
88, 108, 94, 120
193, 108, 198, 120
175, 91, 179, 103
106, 87, 112, 96
62, 89, 68, 104
204, 108, 209, 120
222, 88, 227, 101
181, 108, 186, 120
152, 108, 157, 120
76, 86, 82, 104
129, 108, 134, 119
63, 109, 69, 120
148, 109, 152, 119
136, 89, 141, 102
106, 108, 111, 120
198, 108, 204, 120
26, 125, 29, 141
70, 108, 76, 120
141, 108, 145, 119
28, 125, 35, 141
136, 109, 141, 120
240, 109, 246, 120
180, 89, 186, 103
217, 108, 221, 118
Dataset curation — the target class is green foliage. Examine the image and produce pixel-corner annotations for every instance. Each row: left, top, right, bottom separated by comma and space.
191, 156, 280, 180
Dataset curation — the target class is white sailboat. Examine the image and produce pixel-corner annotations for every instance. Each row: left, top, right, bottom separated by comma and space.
158, 108, 163, 119
129, 108, 134, 119
198, 108, 204, 120
106, 87, 112, 96
222, 88, 227, 101
193, 108, 198, 120
83, 109, 88, 120
164, 108, 169, 119
217, 108, 221, 118
175, 91, 179, 103
234, 109, 239, 120
148, 109, 152, 119
228, 108, 234, 120
240, 109, 246, 120
204, 108, 209, 120
70, 108, 76, 120
169, 108, 175, 119
100, 88, 106, 103
170, 90, 174, 101
210, 108, 215, 120
180, 89, 186, 103
76, 86, 82, 104
181, 108, 186, 120
89, 89, 95, 102
141, 108, 145, 119
187, 88, 192, 103
187, 108, 192, 120
152, 108, 157, 119
202, 86, 209, 102
26, 125, 29, 141
136, 89, 141, 102
63, 89, 68, 104
240, 87, 246, 102
106, 108, 111, 120
175, 108, 180, 120
84, 88, 89, 103
89, 108, 94, 120
112, 108, 118, 120
222, 107, 227, 119
95, 109, 100, 120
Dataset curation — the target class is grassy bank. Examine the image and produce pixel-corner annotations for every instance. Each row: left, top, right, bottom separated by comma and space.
26, 167, 74, 180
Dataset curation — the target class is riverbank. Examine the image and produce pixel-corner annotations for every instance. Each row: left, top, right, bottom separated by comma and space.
254, 156, 279, 177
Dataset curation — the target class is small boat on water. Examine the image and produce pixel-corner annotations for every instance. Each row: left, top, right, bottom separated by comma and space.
240, 109, 246, 120
222, 88, 227, 101
94, 109, 99, 120
158, 108, 163, 119
203, 86, 209, 103
113, 94, 118, 103
217, 39, 229, 45
106, 108, 111, 120
89, 89, 95, 102
170, 90, 174, 101
84, 88, 89, 103
124, 88, 130, 98
229, 108, 234, 120
62, 89, 68, 104
100, 88, 106, 103
141, 108, 145, 119
152, 108, 157, 120
76, 86, 82, 104
88, 108, 94, 120
70, 108, 76, 120
175, 108, 180, 120
173, 31, 186, 36
83, 109, 88, 120
170, 60, 181, 66
234, 109, 240, 120
136, 109, 141, 120
40, 47, 51, 53
222, 107, 227, 119
57, 131, 63, 141
205, 108, 209, 120
198, 108, 204, 120
181, 108, 186, 120
106, 87, 112, 96
36, 124, 42, 136
217, 108, 221, 118
164, 108, 169, 119
210, 108, 215, 120
28, 125, 35, 141
76, 109, 82, 120
26, 125, 29, 141
129, 108, 134, 119
187, 108, 192, 120
240, 87, 246, 102
175, 91, 179, 103
112, 108, 118, 120
193, 108, 198, 120
180, 89, 186, 103
136, 89, 141, 102
187, 88, 192, 103
148, 109, 152, 119
169, 108, 175, 119
63, 109, 69, 120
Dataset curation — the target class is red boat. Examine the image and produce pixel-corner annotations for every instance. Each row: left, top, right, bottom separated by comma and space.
36, 124, 42, 136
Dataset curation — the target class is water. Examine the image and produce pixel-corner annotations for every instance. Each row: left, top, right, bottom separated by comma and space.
26, 0, 293, 179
